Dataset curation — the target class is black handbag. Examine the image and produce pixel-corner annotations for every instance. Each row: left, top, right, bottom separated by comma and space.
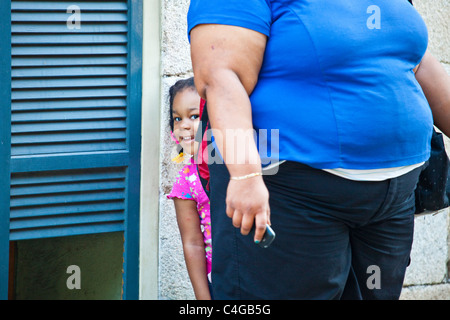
415, 129, 450, 214
408, 0, 450, 213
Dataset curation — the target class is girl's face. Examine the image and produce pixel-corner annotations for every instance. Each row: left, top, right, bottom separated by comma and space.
172, 88, 201, 156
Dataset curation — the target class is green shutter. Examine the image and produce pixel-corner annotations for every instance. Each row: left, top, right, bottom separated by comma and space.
1, 0, 143, 299
9, 167, 127, 240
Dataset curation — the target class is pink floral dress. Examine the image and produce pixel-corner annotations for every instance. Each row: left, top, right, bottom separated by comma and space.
167, 161, 212, 281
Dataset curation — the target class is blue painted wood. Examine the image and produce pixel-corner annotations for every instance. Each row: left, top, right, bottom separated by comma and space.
12, 142, 127, 156
6, 0, 142, 300
12, 77, 127, 89
12, 34, 128, 44
122, 0, 142, 300
11, 204, 126, 220
10, 223, 125, 241
12, 131, 126, 145
11, 191, 125, 208
12, 23, 128, 34
12, 109, 126, 121
9, 166, 127, 241
10, 212, 124, 231
12, 1, 128, 11
11, 199, 125, 214
10, 2, 129, 157
0, 0, 11, 301
11, 65, 127, 77
12, 56, 128, 67
12, 173, 126, 186
12, 12, 128, 22
11, 151, 130, 173
11, 180, 125, 196
12, 45, 127, 56
12, 98, 127, 111
12, 120, 127, 134
12, 87, 127, 101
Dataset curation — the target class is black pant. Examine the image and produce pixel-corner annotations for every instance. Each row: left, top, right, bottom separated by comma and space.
209, 161, 422, 299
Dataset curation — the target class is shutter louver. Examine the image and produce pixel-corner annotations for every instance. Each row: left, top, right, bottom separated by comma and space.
10, 167, 126, 240
9, 0, 133, 240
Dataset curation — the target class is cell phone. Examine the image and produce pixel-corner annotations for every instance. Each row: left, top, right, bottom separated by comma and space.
255, 224, 276, 249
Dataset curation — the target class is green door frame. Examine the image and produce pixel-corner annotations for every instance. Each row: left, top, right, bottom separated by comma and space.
123, 0, 143, 300
0, 0, 11, 300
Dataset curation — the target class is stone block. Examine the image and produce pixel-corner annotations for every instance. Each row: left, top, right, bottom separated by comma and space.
161, 0, 192, 76
403, 208, 449, 286
414, 0, 450, 62
400, 283, 450, 300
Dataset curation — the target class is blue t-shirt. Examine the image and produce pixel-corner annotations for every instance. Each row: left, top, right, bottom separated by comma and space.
188, 0, 433, 170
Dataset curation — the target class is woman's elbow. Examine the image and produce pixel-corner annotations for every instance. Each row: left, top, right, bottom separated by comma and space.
193, 66, 257, 101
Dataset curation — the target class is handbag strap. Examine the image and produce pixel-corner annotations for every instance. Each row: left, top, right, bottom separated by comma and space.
195, 99, 211, 193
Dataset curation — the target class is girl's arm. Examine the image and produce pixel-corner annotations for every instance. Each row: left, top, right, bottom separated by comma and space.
190, 24, 270, 243
173, 198, 211, 300
415, 50, 450, 138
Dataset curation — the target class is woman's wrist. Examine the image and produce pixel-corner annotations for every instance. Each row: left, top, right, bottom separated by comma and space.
230, 171, 262, 181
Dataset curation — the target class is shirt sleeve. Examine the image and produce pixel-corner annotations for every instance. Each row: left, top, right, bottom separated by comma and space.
167, 165, 195, 201
187, 0, 272, 37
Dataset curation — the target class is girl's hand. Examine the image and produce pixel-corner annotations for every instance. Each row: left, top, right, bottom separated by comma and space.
225, 176, 270, 243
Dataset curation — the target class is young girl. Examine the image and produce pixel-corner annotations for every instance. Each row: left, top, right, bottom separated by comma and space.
166, 77, 212, 300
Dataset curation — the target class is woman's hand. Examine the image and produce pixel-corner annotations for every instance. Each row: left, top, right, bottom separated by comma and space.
226, 176, 270, 243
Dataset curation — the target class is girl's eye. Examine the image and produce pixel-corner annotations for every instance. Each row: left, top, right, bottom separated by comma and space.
190, 115, 199, 120
174, 117, 181, 122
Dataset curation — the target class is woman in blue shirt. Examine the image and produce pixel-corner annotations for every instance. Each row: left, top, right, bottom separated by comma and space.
188, 0, 450, 299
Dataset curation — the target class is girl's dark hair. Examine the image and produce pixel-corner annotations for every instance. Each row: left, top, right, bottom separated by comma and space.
168, 77, 196, 131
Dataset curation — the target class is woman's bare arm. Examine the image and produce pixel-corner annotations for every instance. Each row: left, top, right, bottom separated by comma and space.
415, 50, 450, 138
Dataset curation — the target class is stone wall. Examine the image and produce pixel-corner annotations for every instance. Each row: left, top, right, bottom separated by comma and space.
158, 0, 194, 300
158, 0, 450, 300
399, 0, 450, 300
400, 209, 450, 299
